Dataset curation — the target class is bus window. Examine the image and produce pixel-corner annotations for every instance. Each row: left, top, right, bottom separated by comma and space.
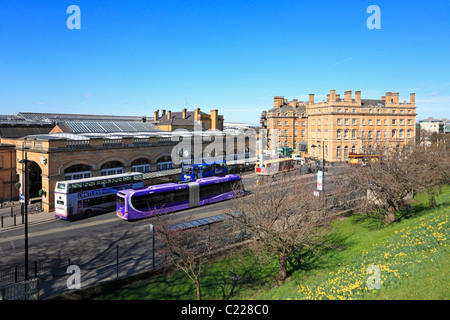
183, 166, 193, 174
57, 183, 66, 190
123, 176, 132, 183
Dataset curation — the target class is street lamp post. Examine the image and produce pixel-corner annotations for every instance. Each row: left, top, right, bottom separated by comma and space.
19, 146, 30, 281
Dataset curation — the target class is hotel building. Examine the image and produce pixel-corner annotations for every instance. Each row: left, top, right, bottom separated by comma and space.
261, 90, 417, 162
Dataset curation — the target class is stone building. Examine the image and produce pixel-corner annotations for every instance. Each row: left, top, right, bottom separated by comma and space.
152, 108, 224, 131
261, 90, 417, 162
0, 128, 255, 212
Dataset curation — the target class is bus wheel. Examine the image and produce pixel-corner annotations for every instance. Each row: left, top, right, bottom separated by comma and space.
84, 210, 93, 218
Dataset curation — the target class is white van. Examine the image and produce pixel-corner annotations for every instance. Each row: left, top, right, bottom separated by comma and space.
291, 154, 304, 161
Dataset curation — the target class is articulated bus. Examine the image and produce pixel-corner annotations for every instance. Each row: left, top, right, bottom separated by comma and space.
255, 158, 295, 176
181, 160, 228, 182
55, 172, 144, 221
116, 174, 244, 220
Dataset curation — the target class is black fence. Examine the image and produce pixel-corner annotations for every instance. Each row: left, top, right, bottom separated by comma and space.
0, 202, 43, 229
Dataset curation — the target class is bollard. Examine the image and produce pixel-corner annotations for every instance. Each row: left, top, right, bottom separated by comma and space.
1, 216, 2, 228
10, 207, 13, 217
15, 266, 18, 283
14, 214, 16, 226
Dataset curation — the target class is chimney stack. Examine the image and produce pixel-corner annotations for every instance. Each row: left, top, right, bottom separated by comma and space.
182, 108, 187, 119
344, 90, 352, 102
329, 89, 336, 102
211, 109, 218, 130
309, 94, 314, 104
167, 110, 171, 120
154, 109, 159, 121
355, 91, 361, 102
410, 93, 415, 104
274, 96, 284, 108
162, 109, 166, 116
194, 108, 201, 121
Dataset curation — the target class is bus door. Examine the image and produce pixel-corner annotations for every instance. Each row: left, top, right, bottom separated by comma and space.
188, 182, 199, 208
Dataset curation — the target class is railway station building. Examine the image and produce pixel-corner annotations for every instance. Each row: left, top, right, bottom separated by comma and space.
0, 115, 255, 212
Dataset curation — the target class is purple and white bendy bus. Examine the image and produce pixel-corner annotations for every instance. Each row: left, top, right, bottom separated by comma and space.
116, 174, 244, 220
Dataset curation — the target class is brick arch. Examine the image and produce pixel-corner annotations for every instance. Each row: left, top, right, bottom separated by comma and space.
153, 152, 172, 164
22, 155, 45, 173
97, 156, 128, 168
128, 153, 153, 165
58, 159, 97, 175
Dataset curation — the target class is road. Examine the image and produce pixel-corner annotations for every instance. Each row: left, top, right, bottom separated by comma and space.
0, 168, 340, 299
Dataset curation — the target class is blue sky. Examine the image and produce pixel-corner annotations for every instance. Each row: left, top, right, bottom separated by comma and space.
0, 0, 449, 126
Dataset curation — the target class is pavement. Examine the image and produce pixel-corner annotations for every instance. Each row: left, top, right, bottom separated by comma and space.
0, 201, 56, 231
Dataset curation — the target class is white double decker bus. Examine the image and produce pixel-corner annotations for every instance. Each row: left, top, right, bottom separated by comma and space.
54, 172, 144, 221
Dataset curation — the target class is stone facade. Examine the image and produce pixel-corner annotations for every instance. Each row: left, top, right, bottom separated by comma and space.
261, 90, 417, 162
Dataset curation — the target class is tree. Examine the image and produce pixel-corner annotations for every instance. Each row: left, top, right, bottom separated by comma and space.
340, 142, 450, 225
226, 173, 336, 282
151, 213, 229, 300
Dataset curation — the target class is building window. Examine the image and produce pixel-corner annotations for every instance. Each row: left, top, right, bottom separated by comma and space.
277, 130, 281, 135
369, 119, 373, 125
344, 146, 349, 158
368, 130, 373, 139
408, 119, 412, 125
285, 130, 288, 135
384, 119, 387, 125
377, 130, 381, 139
400, 129, 404, 138
352, 129, 356, 139
336, 146, 341, 158
345, 118, 349, 125
337, 118, 342, 125
344, 129, 349, 139
392, 119, 396, 125
294, 121, 298, 126
337, 129, 341, 139
294, 130, 297, 135
392, 109, 396, 114
302, 129, 305, 136
377, 119, 381, 125
352, 109, 356, 113
302, 121, 306, 126
277, 121, 281, 126
400, 119, 404, 125
351, 145, 356, 154
318, 129, 321, 138
285, 121, 288, 126
345, 109, 349, 113
407, 129, 412, 138
392, 129, 396, 138
352, 119, 356, 125
337, 108, 341, 113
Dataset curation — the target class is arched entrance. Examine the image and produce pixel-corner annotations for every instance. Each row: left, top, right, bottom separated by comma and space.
28, 161, 42, 198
